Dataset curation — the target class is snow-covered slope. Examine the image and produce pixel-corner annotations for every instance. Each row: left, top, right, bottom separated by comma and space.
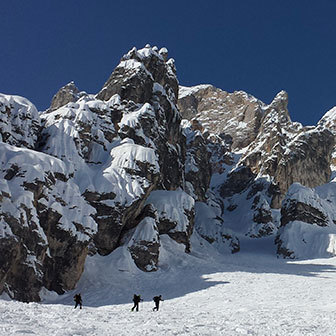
2, 236, 336, 335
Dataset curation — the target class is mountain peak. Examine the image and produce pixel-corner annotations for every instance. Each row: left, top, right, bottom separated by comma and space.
97, 44, 178, 103
266, 90, 291, 124
47, 81, 83, 112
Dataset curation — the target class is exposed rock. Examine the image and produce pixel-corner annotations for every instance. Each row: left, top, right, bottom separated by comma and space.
240, 92, 335, 207
178, 85, 265, 150
0, 142, 96, 301
281, 199, 328, 227
3, 45, 336, 303
127, 205, 160, 271
47, 81, 85, 112
97, 46, 184, 191
0, 94, 41, 149
276, 183, 336, 259
220, 166, 256, 198
97, 47, 178, 105
246, 193, 276, 238
145, 190, 195, 252
182, 119, 212, 201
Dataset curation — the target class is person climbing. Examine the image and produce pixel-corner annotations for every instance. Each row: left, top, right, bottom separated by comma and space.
152, 295, 164, 311
131, 294, 142, 311
73, 293, 82, 309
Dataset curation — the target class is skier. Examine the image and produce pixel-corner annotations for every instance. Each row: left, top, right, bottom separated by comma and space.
131, 294, 142, 311
152, 295, 164, 311
73, 293, 82, 309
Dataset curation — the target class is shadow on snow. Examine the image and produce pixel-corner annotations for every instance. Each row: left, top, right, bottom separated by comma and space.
45, 234, 336, 308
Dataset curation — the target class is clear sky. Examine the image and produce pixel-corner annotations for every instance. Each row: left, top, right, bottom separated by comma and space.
1, 0, 336, 125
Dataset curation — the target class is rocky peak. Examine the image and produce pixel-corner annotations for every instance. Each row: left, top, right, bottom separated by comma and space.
97, 45, 178, 105
269, 90, 289, 116
318, 106, 336, 130
47, 81, 84, 112
317, 106, 336, 168
240, 90, 334, 207
178, 85, 265, 150
260, 90, 291, 131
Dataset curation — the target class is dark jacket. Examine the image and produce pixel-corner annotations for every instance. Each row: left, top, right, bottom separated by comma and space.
133, 295, 141, 303
74, 294, 82, 303
153, 295, 163, 303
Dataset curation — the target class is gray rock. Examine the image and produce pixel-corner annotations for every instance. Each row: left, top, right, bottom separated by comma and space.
178, 85, 265, 150
47, 81, 84, 112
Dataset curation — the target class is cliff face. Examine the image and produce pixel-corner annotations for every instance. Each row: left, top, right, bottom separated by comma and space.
178, 84, 336, 254
179, 87, 334, 207
178, 85, 265, 150
1, 46, 336, 302
0, 46, 198, 301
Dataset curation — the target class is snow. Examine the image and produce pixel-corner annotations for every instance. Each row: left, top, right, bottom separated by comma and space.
118, 59, 143, 71
178, 85, 213, 99
110, 140, 159, 174
279, 220, 336, 258
0, 141, 97, 242
277, 183, 336, 258
2, 234, 336, 335
119, 103, 156, 128
0, 93, 41, 148
146, 190, 194, 232
318, 106, 336, 127
128, 217, 159, 244
1, 94, 39, 119
159, 47, 168, 55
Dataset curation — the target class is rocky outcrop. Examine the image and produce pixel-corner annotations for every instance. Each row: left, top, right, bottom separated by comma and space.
276, 183, 336, 259
182, 119, 212, 201
146, 190, 195, 252
127, 204, 160, 271
178, 85, 265, 150
98, 45, 184, 191
0, 45, 195, 302
47, 81, 85, 112
317, 106, 336, 168
0, 143, 96, 301
219, 166, 256, 198
240, 92, 335, 207
0, 94, 41, 149
97, 45, 178, 104
179, 87, 334, 242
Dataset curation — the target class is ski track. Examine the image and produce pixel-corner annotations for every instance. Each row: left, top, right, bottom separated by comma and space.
1, 252, 336, 336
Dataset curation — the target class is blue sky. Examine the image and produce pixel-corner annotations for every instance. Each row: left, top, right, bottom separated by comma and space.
1, 0, 336, 125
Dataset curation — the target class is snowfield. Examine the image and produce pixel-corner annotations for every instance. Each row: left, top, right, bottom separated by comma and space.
1, 235, 336, 335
